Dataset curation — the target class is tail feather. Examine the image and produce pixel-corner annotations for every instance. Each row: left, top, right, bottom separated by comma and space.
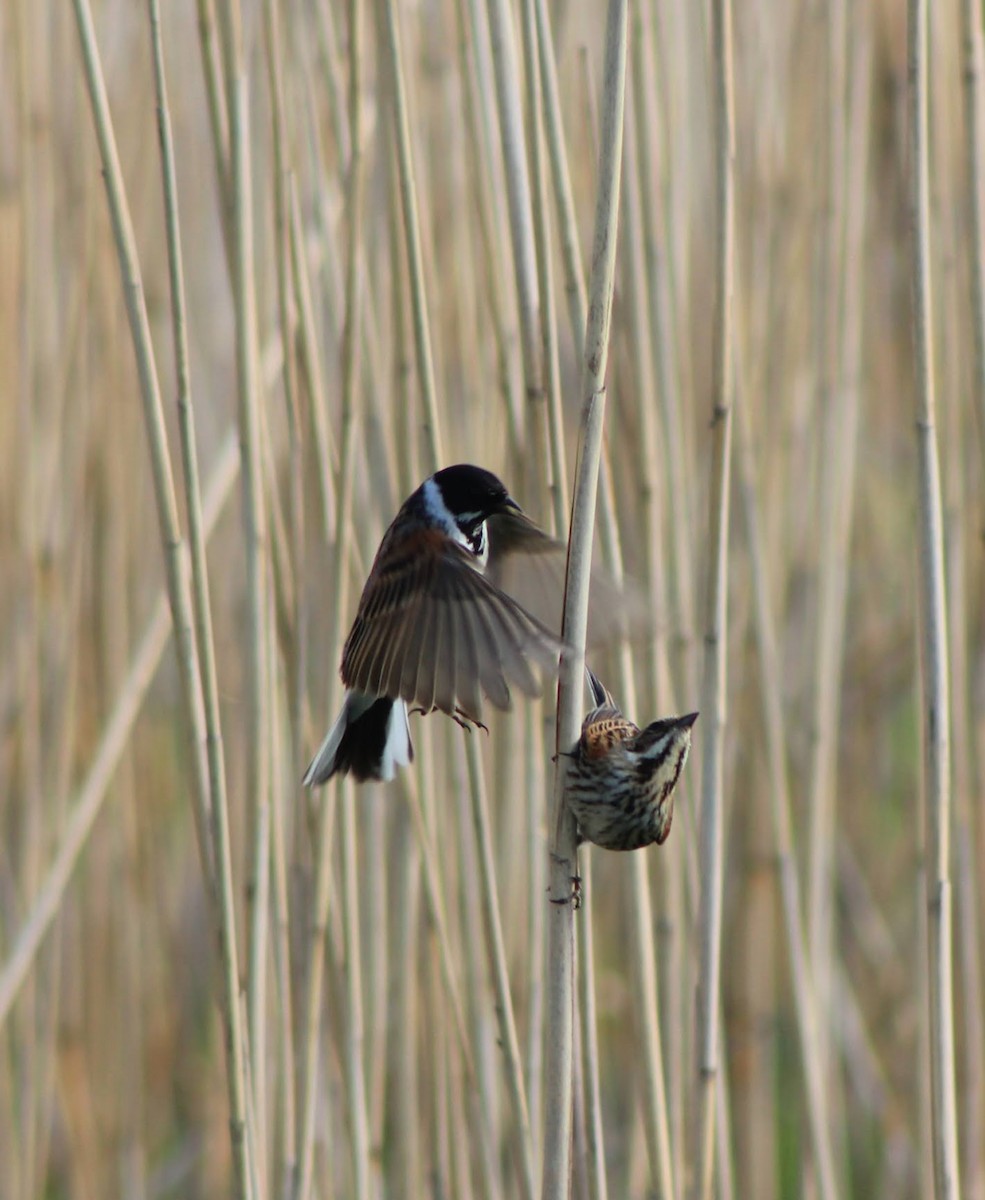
585, 666, 615, 710
303, 693, 413, 785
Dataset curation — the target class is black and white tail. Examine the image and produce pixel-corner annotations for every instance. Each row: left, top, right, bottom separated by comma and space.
302, 692, 413, 785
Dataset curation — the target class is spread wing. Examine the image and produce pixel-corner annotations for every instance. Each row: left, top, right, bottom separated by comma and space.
485, 511, 651, 645
341, 528, 563, 722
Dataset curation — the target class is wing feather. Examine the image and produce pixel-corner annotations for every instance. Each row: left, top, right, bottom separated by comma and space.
341, 527, 563, 719
427, 602, 454, 715
396, 626, 423, 707
401, 588, 434, 707
466, 595, 513, 710
485, 510, 652, 646
479, 592, 540, 698
451, 597, 486, 722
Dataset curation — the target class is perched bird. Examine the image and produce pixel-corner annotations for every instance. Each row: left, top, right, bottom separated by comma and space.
565, 670, 698, 851
303, 464, 566, 784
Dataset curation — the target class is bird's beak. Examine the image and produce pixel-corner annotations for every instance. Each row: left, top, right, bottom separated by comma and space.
499, 494, 523, 514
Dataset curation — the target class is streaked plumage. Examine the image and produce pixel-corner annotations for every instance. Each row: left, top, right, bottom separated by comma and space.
566, 671, 698, 851
303, 465, 565, 785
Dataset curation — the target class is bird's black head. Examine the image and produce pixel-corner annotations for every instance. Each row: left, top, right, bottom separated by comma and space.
431, 464, 521, 533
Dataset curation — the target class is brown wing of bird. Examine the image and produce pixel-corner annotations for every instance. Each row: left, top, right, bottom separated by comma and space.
342, 527, 563, 723
485, 510, 652, 646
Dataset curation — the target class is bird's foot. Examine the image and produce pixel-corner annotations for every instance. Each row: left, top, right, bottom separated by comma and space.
452, 708, 488, 734
548, 873, 583, 910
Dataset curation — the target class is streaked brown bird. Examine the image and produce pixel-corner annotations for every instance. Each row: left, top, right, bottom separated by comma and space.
303, 464, 566, 785
565, 670, 698, 851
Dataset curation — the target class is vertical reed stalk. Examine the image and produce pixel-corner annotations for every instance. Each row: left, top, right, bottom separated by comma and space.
693, 0, 735, 1193
541, 5, 628, 1198
484, 0, 543, 447
908, 0, 962, 1195
0, 435, 241, 1028
267, 662, 297, 1197
946, 507, 985, 1200
67, 4, 256, 1194
214, 8, 271, 1159
735, 393, 840, 1200
295, 1, 368, 1193
533, 0, 588, 351
340, 780, 373, 1200
287, 177, 337, 539
378, 0, 444, 467
465, 738, 537, 1200
962, 0, 985, 465
806, 1, 848, 1127
521, 0, 568, 525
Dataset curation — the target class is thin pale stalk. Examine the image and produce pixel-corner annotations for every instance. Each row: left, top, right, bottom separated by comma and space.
263, 0, 306, 797
731, 748, 777, 1200
313, 0, 350, 164
715, 1031, 736, 1200
521, 0, 568, 527
631, 0, 696, 696
288, 178, 336, 539
0, 435, 241, 1027
542, 4, 628, 1198
429, 934, 454, 1196
363, 788, 388, 1154
457, 0, 525, 458
10, 3, 46, 1188
66, 8, 256, 1195
295, 0, 367, 1191
524, 711, 548, 1146
146, 0, 223, 904
483, 0, 540, 387
570, 855, 605, 1200
26, 406, 86, 1196
267, 654, 297, 1197
908, 0, 961, 1194
464, 737, 537, 1200
620, 73, 687, 1200
69, 0, 213, 900
95, 443, 146, 1200
517, 0, 569, 1159
590, 121, 677, 1185
945, 509, 985, 1200
452, 742, 506, 1200
399, 772, 479, 1087
340, 782, 373, 1200
377, 0, 444, 467
916, 839, 937, 1200
735, 392, 840, 1200
962, 0, 985, 465
932, 9, 983, 1191
693, 0, 734, 1192
146, 0, 256, 1161
533, 0, 587, 351
594, 548, 675, 1200
805, 2, 848, 1118
381, 5, 537, 1186
193, 0, 231, 235
215, 7, 271, 1156
302, 7, 396, 519
294, 780, 343, 1200
392, 823, 423, 1198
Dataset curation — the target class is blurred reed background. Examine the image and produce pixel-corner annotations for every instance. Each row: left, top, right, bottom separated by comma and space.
1, 0, 983, 1197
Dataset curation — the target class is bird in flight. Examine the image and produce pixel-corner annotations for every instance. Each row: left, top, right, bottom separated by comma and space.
303, 464, 568, 784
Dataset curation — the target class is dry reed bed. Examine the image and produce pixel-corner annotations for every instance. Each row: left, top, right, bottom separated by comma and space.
1, 1, 983, 1198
